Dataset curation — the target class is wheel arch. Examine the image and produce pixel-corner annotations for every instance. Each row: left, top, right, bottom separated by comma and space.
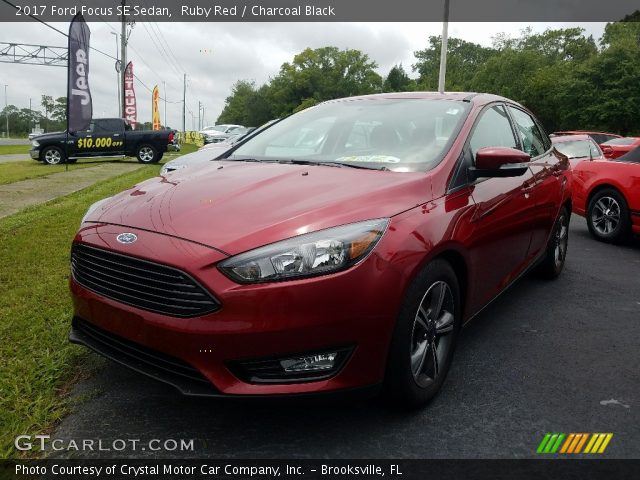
587, 183, 628, 210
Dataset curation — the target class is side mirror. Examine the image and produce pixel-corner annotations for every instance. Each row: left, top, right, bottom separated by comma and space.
601, 145, 613, 157
469, 147, 531, 180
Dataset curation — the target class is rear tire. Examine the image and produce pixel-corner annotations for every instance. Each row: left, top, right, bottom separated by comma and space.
383, 259, 461, 409
41, 146, 65, 165
586, 188, 630, 243
537, 206, 570, 279
136, 144, 159, 164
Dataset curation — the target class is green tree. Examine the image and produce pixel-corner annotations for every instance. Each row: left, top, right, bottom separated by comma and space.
267, 46, 383, 117
413, 36, 495, 90
383, 64, 415, 92
52, 97, 67, 122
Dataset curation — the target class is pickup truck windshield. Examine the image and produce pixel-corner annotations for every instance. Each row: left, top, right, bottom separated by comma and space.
228, 98, 470, 172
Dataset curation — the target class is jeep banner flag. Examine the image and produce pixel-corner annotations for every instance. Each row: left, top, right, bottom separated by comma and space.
152, 85, 161, 130
67, 14, 92, 133
123, 61, 137, 129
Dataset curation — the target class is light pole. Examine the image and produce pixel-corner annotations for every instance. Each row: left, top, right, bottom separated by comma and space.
437, 0, 450, 93
111, 32, 121, 117
4, 85, 8, 138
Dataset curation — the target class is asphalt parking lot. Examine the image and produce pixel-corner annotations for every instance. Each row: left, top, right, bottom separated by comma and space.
51, 215, 639, 459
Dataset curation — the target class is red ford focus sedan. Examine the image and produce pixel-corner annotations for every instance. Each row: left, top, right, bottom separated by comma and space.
70, 92, 571, 407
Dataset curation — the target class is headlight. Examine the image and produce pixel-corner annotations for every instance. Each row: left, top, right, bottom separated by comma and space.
81, 196, 113, 225
31, 140, 39, 147
219, 219, 389, 283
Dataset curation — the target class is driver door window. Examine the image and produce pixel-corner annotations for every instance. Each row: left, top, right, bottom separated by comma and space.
469, 105, 518, 158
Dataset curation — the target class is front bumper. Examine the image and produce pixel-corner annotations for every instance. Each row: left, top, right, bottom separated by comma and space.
30, 149, 40, 160
70, 223, 406, 397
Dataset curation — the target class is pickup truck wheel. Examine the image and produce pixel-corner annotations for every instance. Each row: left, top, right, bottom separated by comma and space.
136, 145, 159, 164
41, 146, 65, 165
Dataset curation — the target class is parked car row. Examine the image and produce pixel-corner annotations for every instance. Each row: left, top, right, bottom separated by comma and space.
199, 124, 247, 144
551, 135, 640, 243
551, 130, 640, 160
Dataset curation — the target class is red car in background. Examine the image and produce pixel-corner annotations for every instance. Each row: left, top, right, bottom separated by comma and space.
572, 146, 640, 242
551, 134, 605, 168
599, 137, 640, 159
552, 130, 621, 148
69, 92, 571, 407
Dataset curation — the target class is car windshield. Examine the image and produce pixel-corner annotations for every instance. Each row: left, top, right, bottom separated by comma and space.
227, 98, 470, 172
554, 140, 595, 158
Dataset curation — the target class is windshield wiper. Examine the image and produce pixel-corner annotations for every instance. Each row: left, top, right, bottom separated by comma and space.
277, 159, 389, 171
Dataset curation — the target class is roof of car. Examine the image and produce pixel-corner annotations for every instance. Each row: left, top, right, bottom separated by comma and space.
553, 130, 621, 137
326, 91, 519, 107
551, 134, 592, 143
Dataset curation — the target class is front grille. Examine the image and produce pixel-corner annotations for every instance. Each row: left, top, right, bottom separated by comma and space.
71, 317, 219, 396
71, 243, 220, 318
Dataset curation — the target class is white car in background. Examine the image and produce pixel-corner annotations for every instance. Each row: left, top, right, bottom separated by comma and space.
199, 124, 245, 144
161, 121, 277, 175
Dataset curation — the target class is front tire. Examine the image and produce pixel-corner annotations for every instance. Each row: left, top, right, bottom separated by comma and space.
136, 144, 159, 163
587, 189, 630, 243
41, 146, 65, 165
537, 206, 570, 279
384, 259, 461, 408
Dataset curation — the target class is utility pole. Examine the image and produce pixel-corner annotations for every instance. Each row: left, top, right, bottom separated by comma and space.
4, 85, 8, 138
437, 0, 450, 93
111, 32, 121, 117
120, 0, 127, 118
29, 97, 32, 133
182, 73, 186, 133
162, 80, 167, 128
198, 100, 201, 130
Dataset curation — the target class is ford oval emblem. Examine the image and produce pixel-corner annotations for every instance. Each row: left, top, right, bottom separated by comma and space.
116, 233, 137, 244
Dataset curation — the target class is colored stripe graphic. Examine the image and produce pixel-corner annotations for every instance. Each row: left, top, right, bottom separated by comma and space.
538, 433, 613, 454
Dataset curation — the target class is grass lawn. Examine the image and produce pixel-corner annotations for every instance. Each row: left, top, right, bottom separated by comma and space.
0, 143, 198, 186
0, 164, 166, 458
0, 145, 30, 155
0, 160, 97, 185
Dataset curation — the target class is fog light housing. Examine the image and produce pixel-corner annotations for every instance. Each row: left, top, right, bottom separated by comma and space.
280, 352, 337, 373
229, 347, 352, 384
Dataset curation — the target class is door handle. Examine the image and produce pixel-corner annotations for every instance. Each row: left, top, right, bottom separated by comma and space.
113, 134, 121, 137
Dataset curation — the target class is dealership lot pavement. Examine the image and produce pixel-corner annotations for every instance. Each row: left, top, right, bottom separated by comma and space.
49, 217, 639, 459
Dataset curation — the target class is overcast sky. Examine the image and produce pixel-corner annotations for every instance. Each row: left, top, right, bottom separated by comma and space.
0, 21, 605, 130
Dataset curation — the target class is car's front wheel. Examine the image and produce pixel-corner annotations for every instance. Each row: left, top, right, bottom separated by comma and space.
136, 144, 159, 163
41, 146, 65, 165
384, 259, 461, 408
587, 188, 630, 243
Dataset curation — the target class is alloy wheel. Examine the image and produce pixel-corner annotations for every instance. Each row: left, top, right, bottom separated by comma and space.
591, 196, 620, 235
410, 281, 455, 388
554, 213, 569, 268
44, 149, 62, 165
139, 147, 154, 162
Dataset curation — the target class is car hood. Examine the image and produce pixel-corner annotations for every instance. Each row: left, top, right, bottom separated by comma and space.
88, 161, 432, 255
32, 131, 64, 142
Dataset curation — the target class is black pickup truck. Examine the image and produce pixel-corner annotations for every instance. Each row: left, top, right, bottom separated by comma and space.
30, 118, 175, 165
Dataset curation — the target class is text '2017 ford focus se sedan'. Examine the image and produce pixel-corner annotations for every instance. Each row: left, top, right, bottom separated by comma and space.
69, 92, 571, 407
